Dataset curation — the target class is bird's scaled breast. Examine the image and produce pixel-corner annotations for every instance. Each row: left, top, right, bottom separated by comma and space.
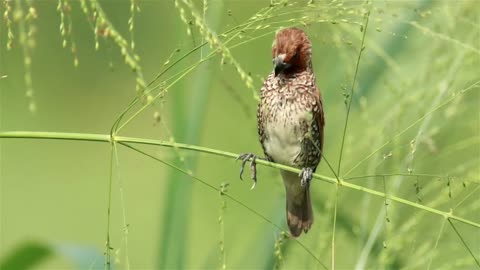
262, 94, 309, 166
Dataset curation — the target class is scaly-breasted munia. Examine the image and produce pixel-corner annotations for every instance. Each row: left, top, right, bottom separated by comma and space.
239, 27, 325, 237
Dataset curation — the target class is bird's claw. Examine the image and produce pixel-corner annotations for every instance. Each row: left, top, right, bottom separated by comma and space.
236, 153, 258, 189
299, 167, 313, 187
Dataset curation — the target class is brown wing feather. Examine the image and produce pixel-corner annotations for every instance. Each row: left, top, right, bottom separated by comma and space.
314, 86, 325, 156
257, 73, 275, 162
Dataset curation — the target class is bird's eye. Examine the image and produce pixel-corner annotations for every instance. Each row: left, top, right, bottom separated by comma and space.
292, 51, 299, 59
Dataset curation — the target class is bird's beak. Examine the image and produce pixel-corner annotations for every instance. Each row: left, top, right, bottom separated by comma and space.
274, 56, 290, 77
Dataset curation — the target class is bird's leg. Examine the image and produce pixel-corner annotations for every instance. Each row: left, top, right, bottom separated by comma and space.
299, 167, 313, 187
236, 153, 261, 189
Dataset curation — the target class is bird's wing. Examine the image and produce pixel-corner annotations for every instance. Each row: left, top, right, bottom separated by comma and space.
314, 86, 325, 153
257, 74, 274, 162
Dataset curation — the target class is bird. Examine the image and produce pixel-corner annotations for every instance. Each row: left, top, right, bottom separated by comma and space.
238, 27, 325, 237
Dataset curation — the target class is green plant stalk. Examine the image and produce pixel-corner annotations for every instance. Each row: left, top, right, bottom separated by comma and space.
447, 219, 480, 267
345, 173, 478, 182
107, 141, 131, 270
337, 9, 370, 176
455, 185, 480, 209
426, 217, 446, 270
331, 186, 339, 270
104, 142, 115, 270
1, 131, 478, 229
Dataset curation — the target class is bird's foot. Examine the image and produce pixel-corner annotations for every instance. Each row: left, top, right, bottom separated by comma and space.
236, 153, 259, 189
299, 167, 313, 187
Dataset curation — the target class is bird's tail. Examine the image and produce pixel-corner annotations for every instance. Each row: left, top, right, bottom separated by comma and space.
281, 171, 313, 237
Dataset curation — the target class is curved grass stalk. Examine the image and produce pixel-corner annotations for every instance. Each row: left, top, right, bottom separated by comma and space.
0, 131, 479, 229
110, 4, 280, 134
110, 2, 364, 135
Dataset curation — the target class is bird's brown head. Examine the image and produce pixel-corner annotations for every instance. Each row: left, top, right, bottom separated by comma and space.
272, 27, 312, 77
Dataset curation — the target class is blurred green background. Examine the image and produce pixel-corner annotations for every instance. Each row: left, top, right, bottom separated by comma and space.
1, 0, 479, 269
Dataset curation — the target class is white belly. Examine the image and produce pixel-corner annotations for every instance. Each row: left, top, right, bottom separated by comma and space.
263, 109, 305, 166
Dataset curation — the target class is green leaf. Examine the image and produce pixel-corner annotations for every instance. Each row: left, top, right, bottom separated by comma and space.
0, 242, 52, 270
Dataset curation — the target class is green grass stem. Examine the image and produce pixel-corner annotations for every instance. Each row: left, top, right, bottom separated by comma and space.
1, 131, 478, 229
